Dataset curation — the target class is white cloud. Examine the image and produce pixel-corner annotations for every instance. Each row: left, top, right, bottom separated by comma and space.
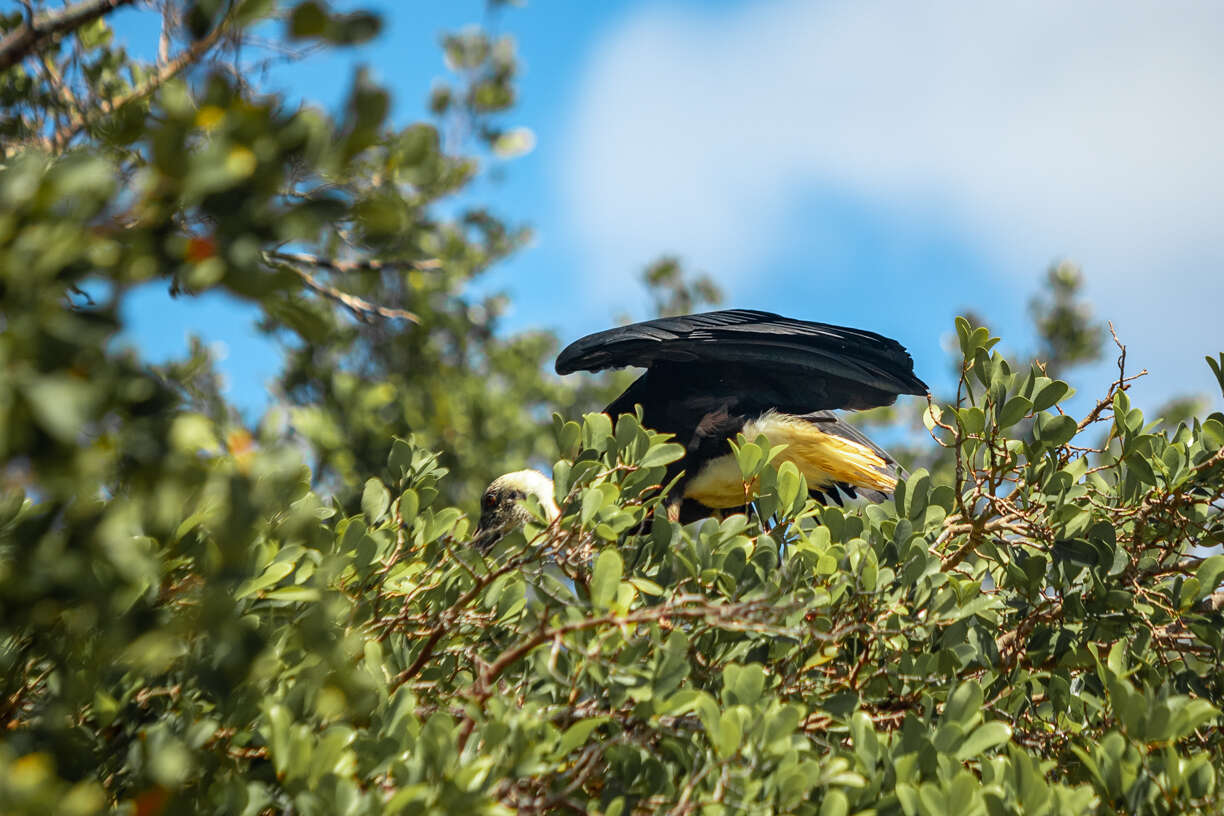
559, 0, 1224, 402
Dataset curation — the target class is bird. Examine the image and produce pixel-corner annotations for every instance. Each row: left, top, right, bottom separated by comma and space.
476, 309, 927, 539
475, 469, 560, 546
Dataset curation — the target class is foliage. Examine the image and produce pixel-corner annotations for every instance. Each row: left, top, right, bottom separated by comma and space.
6, 314, 1224, 813
0, 0, 620, 514
3, 2, 1224, 815
641, 255, 724, 319
1028, 263, 1106, 378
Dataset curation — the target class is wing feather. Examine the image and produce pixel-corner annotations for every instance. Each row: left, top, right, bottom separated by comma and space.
556, 309, 927, 411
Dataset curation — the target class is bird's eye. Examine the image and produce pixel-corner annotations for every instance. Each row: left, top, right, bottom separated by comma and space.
483, 493, 496, 508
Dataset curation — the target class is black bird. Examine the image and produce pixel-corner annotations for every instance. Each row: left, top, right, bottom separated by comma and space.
477, 309, 927, 534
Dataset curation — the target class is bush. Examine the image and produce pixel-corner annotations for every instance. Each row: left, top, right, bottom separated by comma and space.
3, 3, 1223, 813
3, 314, 1223, 814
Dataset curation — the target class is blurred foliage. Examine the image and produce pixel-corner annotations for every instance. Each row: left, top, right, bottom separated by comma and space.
3, 2, 1224, 815
1029, 263, 1106, 379
641, 255, 724, 319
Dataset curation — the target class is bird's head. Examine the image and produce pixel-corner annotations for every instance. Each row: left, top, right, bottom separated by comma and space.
473, 469, 559, 548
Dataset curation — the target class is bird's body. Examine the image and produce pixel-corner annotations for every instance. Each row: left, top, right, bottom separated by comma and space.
682, 410, 897, 508
556, 310, 928, 512
477, 309, 927, 537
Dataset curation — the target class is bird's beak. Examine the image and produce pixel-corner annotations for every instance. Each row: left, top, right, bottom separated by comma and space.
471, 526, 497, 550
471, 511, 502, 550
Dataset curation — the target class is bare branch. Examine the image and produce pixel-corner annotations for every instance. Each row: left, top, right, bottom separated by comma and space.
0, 0, 136, 73
266, 249, 442, 274
53, 17, 230, 149
1077, 321, 1148, 432
157, 2, 173, 66
267, 253, 421, 324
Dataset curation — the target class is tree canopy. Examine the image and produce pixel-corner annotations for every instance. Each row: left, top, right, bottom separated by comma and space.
2, 3, 1223, 815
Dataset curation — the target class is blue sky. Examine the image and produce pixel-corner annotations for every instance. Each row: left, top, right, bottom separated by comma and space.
119, 0, 1224, 419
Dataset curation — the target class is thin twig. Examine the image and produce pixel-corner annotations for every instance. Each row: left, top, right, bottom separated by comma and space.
1077, 322, 1147, 432
268, 253, 420, 324
0, 0, 137, 73
53, 14, 230, 148
266, 249, 442, 274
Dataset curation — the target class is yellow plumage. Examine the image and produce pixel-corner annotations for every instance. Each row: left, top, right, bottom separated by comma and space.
684, 411, 895, 509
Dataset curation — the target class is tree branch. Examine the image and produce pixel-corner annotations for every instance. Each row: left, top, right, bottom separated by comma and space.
266, 252, 420, 324
0, 0, 136, 73
266, 249, 442, 274
53, 17, 229, 149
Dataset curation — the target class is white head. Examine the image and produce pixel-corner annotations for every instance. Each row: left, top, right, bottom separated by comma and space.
474, 469, 559, 546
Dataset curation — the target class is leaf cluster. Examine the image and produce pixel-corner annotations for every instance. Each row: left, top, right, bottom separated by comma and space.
3, 4, 1224, 815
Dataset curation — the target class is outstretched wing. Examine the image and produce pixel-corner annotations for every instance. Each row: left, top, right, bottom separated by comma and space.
555, 309, 928, 411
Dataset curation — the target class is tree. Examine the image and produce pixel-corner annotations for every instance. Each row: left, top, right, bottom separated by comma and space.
3, 3, 1224, 815
1028, 262, 1105, 379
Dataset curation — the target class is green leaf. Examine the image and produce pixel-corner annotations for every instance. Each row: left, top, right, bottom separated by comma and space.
1036, 413, 1078, 446
715, 711, 743, 758
22, 375, 98, 443
78, 18, 114, 49
1169, 699, 1220, 739
775, 460, 804, 512
997, 395, 1033, 429
955, 721, 1012, 759
288, 1, 328, 37
1202, 417, 1224, 448
733, 438, 765, 478
1125, 453, 1158, 487
1032, 380, 1071, 412
958, 407, 985, 435
590, 549, 622, 612
556, 418, 581, 458
628, 576, 664, 596
1206, 353, 1224, 396
397, 489, 419, 526
362, 478, 391, 524
723, 663, 766, 706
235, 561, 294, 599
330, 11, 381, 45
492, 126, 536, 158
580, 489, 605, 526
955, 316, 973, 356
557, 717, 608, 756
820, 790, 849, 816
582, 412, 614, 452
850, 711, 879, 768
263, 586, 321, 602
935, 593, 997, 624
923, 402, 943, 432
638, 442, 685, 468
944, 680, 983, 727
1196, 555, 1224, 597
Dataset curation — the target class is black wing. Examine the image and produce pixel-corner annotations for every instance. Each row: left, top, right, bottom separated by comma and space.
555, 309, 928, 411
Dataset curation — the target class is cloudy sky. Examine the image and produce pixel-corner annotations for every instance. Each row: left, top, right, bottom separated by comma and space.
122, 0, 1224, 415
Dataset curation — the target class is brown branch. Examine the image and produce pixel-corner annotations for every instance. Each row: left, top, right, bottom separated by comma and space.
1201, 591, 1224, 612
266, 249, 442, 274
474, 599, 779, 696
0, 0, 136, 73
1077, 322, 1147, 432
156, 1, 173, 66
454, 598, 784, 751
267, 253, 420, 324
939, 514, 1026, 571
997, 600, 1063, 670
385, 548, 548, 682
52, 14, 230, 149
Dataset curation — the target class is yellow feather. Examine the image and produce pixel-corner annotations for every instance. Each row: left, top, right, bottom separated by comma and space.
684, 412, 895, 508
